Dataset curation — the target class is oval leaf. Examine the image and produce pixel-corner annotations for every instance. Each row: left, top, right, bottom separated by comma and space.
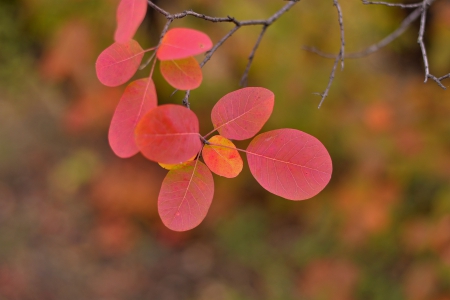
109, 78, 157, 158
157, 28, 213, 61
246, 129, 332, 200
96, 40, 144, 87
211, 87, 274, 140
202, 135, 243, 178
158, 160, 214, 231
160, 57, 203, 90
135, 104, 202, 164
114, 0, 148, 43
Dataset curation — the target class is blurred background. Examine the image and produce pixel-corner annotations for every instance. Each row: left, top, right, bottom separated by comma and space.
1, 0, 450, 299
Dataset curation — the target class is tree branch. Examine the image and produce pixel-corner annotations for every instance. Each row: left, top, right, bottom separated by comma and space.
147, 0, 299, 105
316, 0, 345, 109
305, 0, 448, 90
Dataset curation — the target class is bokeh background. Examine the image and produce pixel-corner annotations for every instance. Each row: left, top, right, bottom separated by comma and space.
1, 0, 450, 299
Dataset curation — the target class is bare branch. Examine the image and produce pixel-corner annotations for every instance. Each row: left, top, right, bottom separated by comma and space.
334, 0, 345, 69
317, 52, 341, 109
362, 0, 423, 8
316, 0, 345, 109
147, 1, 299, 105
182, 90, 191, 108
200, 26, 240, 68
347, 5, 422, 58
417, 0, 430, 82
240, 25, 268, 87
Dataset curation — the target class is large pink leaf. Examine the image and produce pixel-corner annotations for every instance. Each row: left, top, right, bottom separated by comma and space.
108, 78, 157, 158
160, 57, 203, 90
246, 129, 332, 200
211, 87, 274, 140
157, 28, 213, 61
135, 104, 202, 164
158, 160, 214, 231
114, 0, 148, 43
96, 40, 144, 87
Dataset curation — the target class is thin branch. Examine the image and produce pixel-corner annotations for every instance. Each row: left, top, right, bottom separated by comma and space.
200, 26, 240, 68
316, 0, 345, 109
362, 0, 423, 8
240, 25, 268, 87
317, 51, 341, 109
417, 0, 430, 82
335, 0, 345, 69
428, 74, 447, 89
304, 5, 424, 59
147, 1, 299, 104
182, 90, 191, 108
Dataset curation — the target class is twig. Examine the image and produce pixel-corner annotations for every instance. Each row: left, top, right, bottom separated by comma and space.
316, 0, 345, 109
240, 25, 268, 87
317, 52, 341, 109
182, 90, 191, 108
304, 5, 423, 59
306, 0, 448, 89
147, 0, 299, 103
200, 26, 240, 68
418, 0, 430, 82
362, 0, 423, 8
335, 0, 345, 70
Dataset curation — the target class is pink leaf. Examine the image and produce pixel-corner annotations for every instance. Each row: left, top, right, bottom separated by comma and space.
158, 160, 214, 231
114, 0, 148, 43
96, 40, 144, 87
135, 104, 202, 164
108, 78, 157, 158
211, 87, 274, 140
246, 129, 332, 200
160, 57, 203, 90
157, 28, 213, 61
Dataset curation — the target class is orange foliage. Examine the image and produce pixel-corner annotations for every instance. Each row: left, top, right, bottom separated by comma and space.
40, 19, 93, 83
336, 181, 399, 245
89, 162, 161, 219
403, 263, 438, 300
363, 101, 393, 133
63, 86, 120, 134
297, 258, 359, 300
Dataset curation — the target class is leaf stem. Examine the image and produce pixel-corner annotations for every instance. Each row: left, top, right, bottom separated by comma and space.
203, 129, 217, 139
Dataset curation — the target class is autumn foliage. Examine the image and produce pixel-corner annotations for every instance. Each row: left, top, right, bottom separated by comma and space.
95, 0, 333, 231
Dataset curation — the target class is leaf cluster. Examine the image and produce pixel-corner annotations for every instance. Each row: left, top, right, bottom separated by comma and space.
95, 0, 333, 231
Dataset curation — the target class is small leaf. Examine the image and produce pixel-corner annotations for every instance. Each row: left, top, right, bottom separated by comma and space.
202, 135, 243, 178
157, 28, 213, 61
159, 155, 196, 170
211, 87, 274, 140
114, 0, 148, 43
160, 57, 203, 90
96, 40, 144, 87
135, 104, 202, 164
158, 160, 214, 231
246, 129, 332, 200
109, 78, 157, 158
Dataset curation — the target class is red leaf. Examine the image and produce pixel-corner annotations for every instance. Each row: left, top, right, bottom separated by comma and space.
202, 135, 243, 178
211, 87, 274, 140
160, 57, 203, 90
108, 78, 157, 158
156, 28, 213, 61
96, 40, 144, 87
135, 104, 202, 164
158, 160, 214, 231
246, 129, 332, 200
114, 0, 148, 43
